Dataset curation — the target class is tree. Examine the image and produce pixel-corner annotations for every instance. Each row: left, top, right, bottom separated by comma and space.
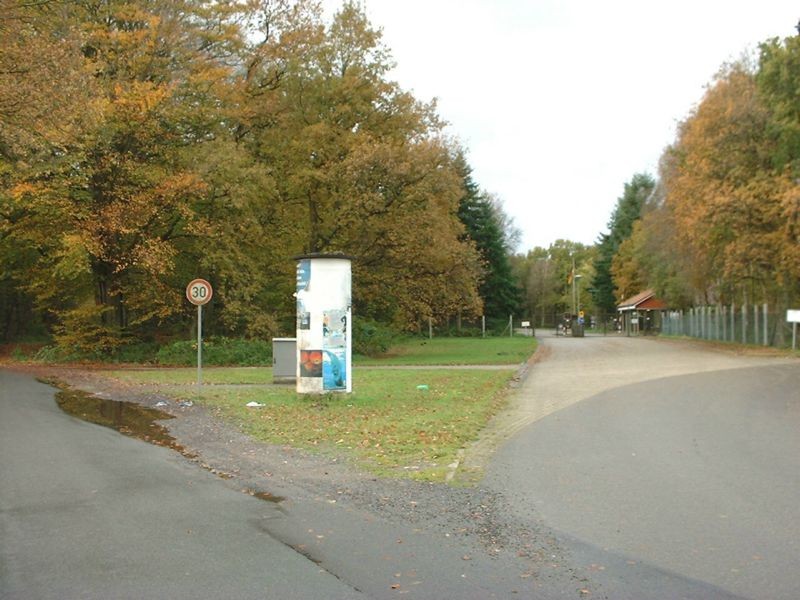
0, 0, 492, 349
664, 62, 785, 307
239, 1, 482, 330
591, 173, 654, 312
2, 0, 247, 351
512, 246, 558, 325
455, 155, 520, 321
756, 33, 800, 295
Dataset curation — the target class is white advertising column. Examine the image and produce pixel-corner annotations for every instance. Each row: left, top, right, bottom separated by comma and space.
295, 254, 352, 394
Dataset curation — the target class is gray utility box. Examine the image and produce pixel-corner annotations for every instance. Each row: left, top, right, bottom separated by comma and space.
272, 338, 297, 383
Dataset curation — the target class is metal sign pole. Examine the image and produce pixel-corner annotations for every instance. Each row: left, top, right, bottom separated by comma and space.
197, 304, 203, 398
186, 278, 212, 400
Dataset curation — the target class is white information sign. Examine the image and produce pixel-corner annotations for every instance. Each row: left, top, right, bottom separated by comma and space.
788, 309, 799, 351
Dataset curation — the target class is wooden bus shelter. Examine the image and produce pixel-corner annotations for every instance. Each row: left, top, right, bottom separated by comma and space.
617, 289, 668, 336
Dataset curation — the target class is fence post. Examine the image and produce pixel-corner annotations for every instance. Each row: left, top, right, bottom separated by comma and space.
509, 314, 513, 338
722, 305, 727, 342
741, 304, 747, 345
699, 306, 704, 339
753, 304, 759, 347
762, 303, 768, 346
482, 315, 486, 339
730, 302, 735, 342
428, 317, 433, 340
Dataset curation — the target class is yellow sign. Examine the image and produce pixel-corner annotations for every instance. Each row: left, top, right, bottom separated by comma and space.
578, 310, 585, 318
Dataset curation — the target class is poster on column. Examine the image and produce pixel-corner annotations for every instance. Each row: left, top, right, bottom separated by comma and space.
295, 255, 352, 394
296, 260, 311, 330
322, 309, 347, 390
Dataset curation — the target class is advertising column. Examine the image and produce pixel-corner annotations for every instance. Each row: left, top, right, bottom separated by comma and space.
295, 254, 352, 394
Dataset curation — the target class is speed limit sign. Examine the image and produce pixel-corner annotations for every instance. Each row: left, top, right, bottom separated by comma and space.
186, 279, 213, 306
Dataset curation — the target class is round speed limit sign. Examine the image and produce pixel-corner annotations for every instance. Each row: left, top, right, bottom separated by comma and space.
186, 278, 213, 306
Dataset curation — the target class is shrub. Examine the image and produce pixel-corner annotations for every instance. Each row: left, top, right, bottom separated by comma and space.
155, 336, 272, 366
353, 318, 398, 356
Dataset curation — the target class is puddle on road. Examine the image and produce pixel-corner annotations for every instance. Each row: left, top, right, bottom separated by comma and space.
55, 387, 285, 504
55, 389, 193, 457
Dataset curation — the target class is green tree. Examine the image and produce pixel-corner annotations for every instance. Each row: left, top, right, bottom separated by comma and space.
756, 32, 800, 295
591, 173, 654, 311
455, 155, 520, 321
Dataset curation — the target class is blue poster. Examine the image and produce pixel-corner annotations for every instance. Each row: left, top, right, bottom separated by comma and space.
296, 260, 311, 329
322, 349, 346, 390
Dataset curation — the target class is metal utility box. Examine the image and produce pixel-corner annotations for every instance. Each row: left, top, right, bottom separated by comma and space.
272, 338, 297, 383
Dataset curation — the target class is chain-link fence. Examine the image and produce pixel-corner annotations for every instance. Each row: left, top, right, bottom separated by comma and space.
418, 306, 797, 349
662, 304, 796, 349
418, 312, 627, 338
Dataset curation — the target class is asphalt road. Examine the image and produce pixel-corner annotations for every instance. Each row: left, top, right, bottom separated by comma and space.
0, 370, 564, 599
2, 337, 798, 599
486, 336, 800, 599
0, 370, 364, 600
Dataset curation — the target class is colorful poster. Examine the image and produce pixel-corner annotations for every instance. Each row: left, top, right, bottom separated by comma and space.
322, 349, 346, 390
299, 350, 323, 378
296, 260, 310, 292
296, 260, 311, 330
323, 309, 347, 348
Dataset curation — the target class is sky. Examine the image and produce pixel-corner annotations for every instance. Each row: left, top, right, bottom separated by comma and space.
320, 1, 799, 252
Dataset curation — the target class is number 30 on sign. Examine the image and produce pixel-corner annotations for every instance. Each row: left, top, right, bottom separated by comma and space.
186, 279, 213, 306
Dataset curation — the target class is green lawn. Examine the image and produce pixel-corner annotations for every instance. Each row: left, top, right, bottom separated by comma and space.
105, 336, 537, 481
355, 336, 537, 365
108, 367, 515, 481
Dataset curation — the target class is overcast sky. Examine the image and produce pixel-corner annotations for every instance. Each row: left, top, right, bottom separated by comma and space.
321, 1, 799, 252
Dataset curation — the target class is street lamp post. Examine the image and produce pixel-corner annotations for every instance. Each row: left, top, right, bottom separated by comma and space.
572, 270, 582, 315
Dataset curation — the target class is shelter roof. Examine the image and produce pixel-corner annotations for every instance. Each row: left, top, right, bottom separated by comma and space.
617, 289, 668, 311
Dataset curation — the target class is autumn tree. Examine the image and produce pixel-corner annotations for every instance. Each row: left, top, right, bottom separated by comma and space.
1, 0, 490, 349
240, 1, 482, 330
0, 0, 102, 340
2, 0, 248, 351
513, 240, 594, 326
511, 246, 558, 326
663, 62, 785, 308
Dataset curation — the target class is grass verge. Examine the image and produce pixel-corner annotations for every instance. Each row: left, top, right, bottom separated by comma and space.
355, 336, 537, 365
108, 366, 517, 481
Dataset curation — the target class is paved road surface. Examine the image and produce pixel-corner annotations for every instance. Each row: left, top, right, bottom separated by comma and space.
0, 370, 561, 599
3, 336, 798, 599
0, 371, 367, 600
484, 334, 800, 599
